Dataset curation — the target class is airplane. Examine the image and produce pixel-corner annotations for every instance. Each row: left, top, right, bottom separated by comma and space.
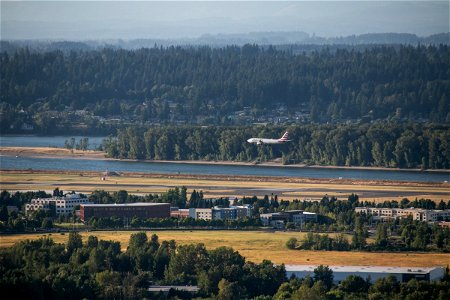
247, 131, 291, 145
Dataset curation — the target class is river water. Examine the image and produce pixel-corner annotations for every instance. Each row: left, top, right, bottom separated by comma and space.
0, 135, 449, 182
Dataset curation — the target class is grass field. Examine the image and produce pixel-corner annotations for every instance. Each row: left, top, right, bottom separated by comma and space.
1, 170, 448, 202
1, 230, 448, 267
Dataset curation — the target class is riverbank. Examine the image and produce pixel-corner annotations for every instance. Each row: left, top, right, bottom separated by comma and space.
1, 146, 448, 173
0, 147, 106, 160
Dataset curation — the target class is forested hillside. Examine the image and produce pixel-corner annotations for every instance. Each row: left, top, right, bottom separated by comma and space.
1, 44, 449, 129
102, 123, 450, 169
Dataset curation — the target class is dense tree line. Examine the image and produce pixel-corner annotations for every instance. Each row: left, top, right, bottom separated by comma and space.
88, 187, 188, 209
102, 123, 450, 168
282, 195, 450, 252
286, 233, 352, 251
0, 190, 51, 209
0, 232, 286, 299
287, 217, 450, 252
87, 216, 259, 229
1, 232, 449, 299
0, 190, 52, 232
1, 44, 449, 127
360, 198, 450, 210
88, 188, 228, 209
369, 216, 450, 251
1, 33, 448, 54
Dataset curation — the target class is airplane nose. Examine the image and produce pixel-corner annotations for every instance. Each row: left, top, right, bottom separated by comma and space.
246, 139, 251, 143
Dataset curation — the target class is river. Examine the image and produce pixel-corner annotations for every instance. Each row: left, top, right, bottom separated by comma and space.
0, 135, 449, 182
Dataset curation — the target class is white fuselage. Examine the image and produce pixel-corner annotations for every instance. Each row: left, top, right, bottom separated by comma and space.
246, 138, 286, 145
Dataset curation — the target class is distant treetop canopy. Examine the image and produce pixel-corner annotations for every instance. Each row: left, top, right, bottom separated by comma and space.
1, 44, 448, 130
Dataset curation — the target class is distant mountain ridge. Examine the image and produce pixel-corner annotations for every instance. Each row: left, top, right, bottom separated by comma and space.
1, 32, 448, 53
196, 32, 450, 46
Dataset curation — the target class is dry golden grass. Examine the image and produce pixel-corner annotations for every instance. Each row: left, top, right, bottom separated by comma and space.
1, 170, 448, 202
1, 230, 448, 267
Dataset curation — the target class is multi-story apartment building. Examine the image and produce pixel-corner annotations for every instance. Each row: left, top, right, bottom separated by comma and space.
25, 198, 54, 215
233, 205, 253, 218
25, 193, 91, 216
190, 208, 214, 220
213, 207, 237, 220
355, 207, 450, 222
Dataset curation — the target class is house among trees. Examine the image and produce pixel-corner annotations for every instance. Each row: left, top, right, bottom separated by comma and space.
260, 210, 318, 228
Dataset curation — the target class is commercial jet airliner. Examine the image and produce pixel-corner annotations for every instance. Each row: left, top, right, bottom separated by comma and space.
247, 131, 291, 145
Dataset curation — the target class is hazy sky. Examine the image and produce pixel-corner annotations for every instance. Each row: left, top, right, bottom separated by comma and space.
1, 1, 449, 40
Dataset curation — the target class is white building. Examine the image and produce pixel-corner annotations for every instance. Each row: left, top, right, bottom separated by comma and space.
285, 265, 445, 283
26, 193, 91, 216
190, 208, 213, 220
355, 207, 450, 222
25, 198, 54, 215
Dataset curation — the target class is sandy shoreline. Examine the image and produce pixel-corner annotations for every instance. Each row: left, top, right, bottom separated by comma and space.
1, 146, 449, 173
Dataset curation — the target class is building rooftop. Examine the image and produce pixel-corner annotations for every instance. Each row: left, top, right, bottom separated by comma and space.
260, 210, 316, 217
65, 193, 83, 199
285, 265, 442, 274
213, 206, 238, 211
32, 193, 85, 201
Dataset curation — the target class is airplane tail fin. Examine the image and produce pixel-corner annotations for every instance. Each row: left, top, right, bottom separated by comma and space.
279, 131, 290, 142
